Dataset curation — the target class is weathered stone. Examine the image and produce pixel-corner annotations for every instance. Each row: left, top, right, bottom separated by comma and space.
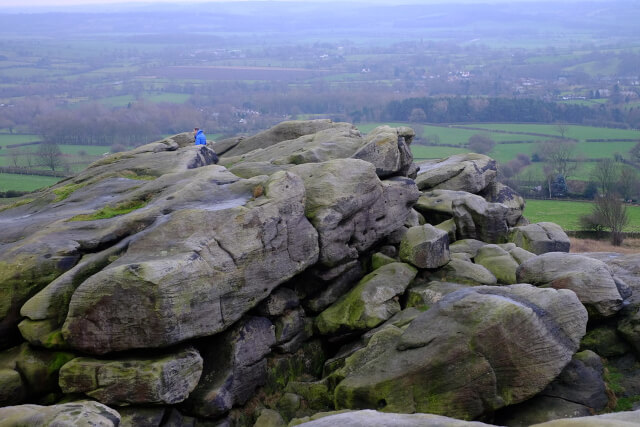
256, 287, 300, 317
371, 252, 396, 270
481, 181, 526, 226
517, 253, 623, 318
0, 401, 120, 426
474, 244, 520, 284
315, 263, 417, 335
351, 126, 414, 178
581, 326, 631, 357
509, 222, 570, 255
334, 284, 588, 420
529, 410, 640, 426
449, 239, 487, 258
0, 343, 75, 405
541, 350, 609, 411
275, 308, 306, 345
61, 171, 318, 354
399, 224, 450, 269
291, 160, 419, 269
276, 392, 302, 420
118, 407, 166, 427
0, 368, 25, 406
415, 190, 510, 243
618, 307, 640, 354
302, 262, 364, 314
494, 396, 592, 427
405, 281, 471, 310
290, 409, 492, 426
182, 317, 275, 418
59, 346, 202, 406
414, 153, 497, 194
223, 119, 348, 157
254, 408, 286, 427
583, 253, 640, 305
424, 258, 497, 286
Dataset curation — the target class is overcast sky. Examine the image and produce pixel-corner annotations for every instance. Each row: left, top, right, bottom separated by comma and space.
0, 0, 593, 8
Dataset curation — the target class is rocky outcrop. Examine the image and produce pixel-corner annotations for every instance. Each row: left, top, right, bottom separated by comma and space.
0, 121, 633, 426
509, 222, 570, 254
315, 263, 417, 335
398, 224, 450, 269
415, 153, 496, 194
517, 253, 624, 317
333, 285, 588, 420
0, 401, 120, 426
58, 347, 203, 406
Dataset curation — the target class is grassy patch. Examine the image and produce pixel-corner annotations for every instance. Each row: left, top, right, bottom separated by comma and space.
68, 199, 148, 222
52, 182, 88, 201
0, 197, 34, 212
118, 170, 156, 181
523, 199, 640, 232
412, 145, 469, 160
0, 173, 61, 192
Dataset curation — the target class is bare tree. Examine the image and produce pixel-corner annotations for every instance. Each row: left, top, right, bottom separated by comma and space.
590, 194, 629, 246
24, 149, 34, 168
36, 142, 63, 171
541, 140, 578, 180
590, 158, 618, 195
555, 122, 570, 138
617, 165, 640, 201
7, 148, 21, 167
468, 133, 496, 154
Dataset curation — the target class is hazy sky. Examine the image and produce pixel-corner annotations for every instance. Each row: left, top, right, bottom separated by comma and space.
0, 0, 590, 8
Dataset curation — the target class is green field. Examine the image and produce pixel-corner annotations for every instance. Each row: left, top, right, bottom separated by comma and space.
412, 145, 469, 160
0, 173, 61, 192
0, 134, 41, 146
456, 124, 640, 141
524, 199, 640, 232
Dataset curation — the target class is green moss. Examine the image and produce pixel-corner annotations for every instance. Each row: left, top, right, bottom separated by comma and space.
68, 199, 148, 222
53, 183, 87, 202
118, 170, 157, 181
615, 395, 640, 411
604, 365, 625, 394
0, 198, 35, 212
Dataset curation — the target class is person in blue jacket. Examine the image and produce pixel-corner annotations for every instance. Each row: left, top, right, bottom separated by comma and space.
194, 128, 206, 145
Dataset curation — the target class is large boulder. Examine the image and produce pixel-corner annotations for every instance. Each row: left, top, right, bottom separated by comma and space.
59, 171, 318, 354
333, 284, 588, 420
509, 222, 570, 255
423, 258, 497, 286
351, 126, 415, 178
0, 401, 120, 426
292, 409, 495, 426
474, 244, 533, 285
58, 347, 203, 406
290, 159, 419, 270
415, 190, 510, 243
516, 253, 624, 318
480, 181, 526, 226
414, 153, 497, 193
181, 316, 276, 418
398, 224, 450, 269
495, 350, 608, 426
582, 253, 640, 304
222, 119, 344, 157
315, 263, 418, 335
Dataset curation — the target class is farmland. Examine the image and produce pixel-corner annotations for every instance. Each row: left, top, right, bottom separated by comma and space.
523, 199, 640, 233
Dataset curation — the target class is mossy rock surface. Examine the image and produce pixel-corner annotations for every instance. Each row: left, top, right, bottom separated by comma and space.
333, 284, 588, 420
315, 262, 417, 335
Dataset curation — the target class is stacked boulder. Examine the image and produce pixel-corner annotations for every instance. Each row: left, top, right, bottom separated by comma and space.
0, 121, 637, 427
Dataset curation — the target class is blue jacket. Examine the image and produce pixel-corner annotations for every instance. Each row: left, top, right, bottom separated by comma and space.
195, 130, 207, 145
